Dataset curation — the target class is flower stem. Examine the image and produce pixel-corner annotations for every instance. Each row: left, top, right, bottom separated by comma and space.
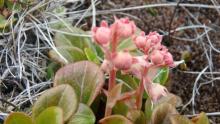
108, 69, 116, 90
104, 69, 116, 117
136, 77, 144, 109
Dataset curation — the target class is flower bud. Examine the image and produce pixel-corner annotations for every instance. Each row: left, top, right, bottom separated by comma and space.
112, 51, 133, 70
133, 32, 146, 50
145, 83, 168, 102
92, 21, 111, 46
150, 50, 164, 65
115, 18, 136, 38
146, 32, 162, 45
164, 52, 174, 67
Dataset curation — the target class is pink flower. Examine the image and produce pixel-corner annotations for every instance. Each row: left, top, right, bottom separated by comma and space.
146, 32, 162, 45
144, 83, 168, 102
164, 52, 174, 67
133, 32, 146, 50
128, 56, 149, 79
112, 51, 133, 70
92, 21, 111, 46
113, 17, 136, 38
150, 50, 164, 65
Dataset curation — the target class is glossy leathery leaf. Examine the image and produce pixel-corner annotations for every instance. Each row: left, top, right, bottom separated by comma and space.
170, 115, 193, 124
191, 112, 209, 124
127, 110, 146, 124
68, 103, 95, 124
49, 46, 86, 64
145, 93, 182, 122
4, 112, 34, 124
32, 84, 78, 121
36, 106, 63, 124
54, 61, 104, 105
151, 103, 178, 124
99, 115, 133, 124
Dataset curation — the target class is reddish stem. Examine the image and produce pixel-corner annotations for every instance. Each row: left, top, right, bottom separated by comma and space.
136, 76, 144, 109
104, 31, 118, 117
108, 69, 116, 91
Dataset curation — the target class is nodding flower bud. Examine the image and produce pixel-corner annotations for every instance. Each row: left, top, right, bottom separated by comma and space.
92, 21, 111, 46
112, 51, 133, 70
164, 52, 174, 67
114, 18, 136, 38
144, 83, 168, 102
146, 32, 162, 45
133, 32, 146, 50
150, 50, 164, 65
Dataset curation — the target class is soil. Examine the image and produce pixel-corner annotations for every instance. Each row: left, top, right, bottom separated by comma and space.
82, 0, 220, 123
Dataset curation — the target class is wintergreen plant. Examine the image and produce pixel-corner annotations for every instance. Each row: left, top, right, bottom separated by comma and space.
3, 17, 209, 124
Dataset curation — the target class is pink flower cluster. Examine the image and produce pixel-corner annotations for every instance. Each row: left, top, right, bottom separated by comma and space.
92, 17, 175, 103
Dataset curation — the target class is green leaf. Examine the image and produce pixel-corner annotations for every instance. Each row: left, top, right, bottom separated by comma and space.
117, 28, 141, 52
6, 1, 22, 11
147, 66, 169, 85
170, 115, 193, 124
49, 46, 86, 64
151, 103, 178, 124
68, 103, 95, 124
54, 27, 91, 50
99, 115, 133, 124
127, 110, 146, 124
46, 62, 61, 79
112, 101, 129, 116
84, 48, 100, 64
4, 112, 34, 124
116, 72, 138, 92
191, 112, 209, 124
0, 15, 8, 29
36, 106, 63, 124
32, 84, 78, 121
145, 93, 182, 122
117, 37, 136, 51
54, 61, 104, 105
0, 0, 4, 8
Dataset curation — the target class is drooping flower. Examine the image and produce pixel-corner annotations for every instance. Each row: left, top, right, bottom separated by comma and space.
113, 17, 136, 38
163, 52, 174, 67
92, 21, 111, 46
133, 32, 147, 50
112, 51, 133, 70
150, 50, 164, 65
144, 83, 168, 102
146, 32, 162, 45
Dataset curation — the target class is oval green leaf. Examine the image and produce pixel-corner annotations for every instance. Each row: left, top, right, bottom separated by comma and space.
191, 112, 209, 124
84, 48, 100, 64
36, 106, 63, 124
145, 93, 182, 122
32, 84, 78, 121
127, 110, 146, 124
54, 27, 91, 49
49, 46, 86, 64
4, 112, 34, 124
170, 115, 193, 124
68, 103, 95, 124
0, 0, 4, 8
54, 61, 104, 105
151, 103, 178, 124
99, 115, 133, 124
147, 66, 169, 85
